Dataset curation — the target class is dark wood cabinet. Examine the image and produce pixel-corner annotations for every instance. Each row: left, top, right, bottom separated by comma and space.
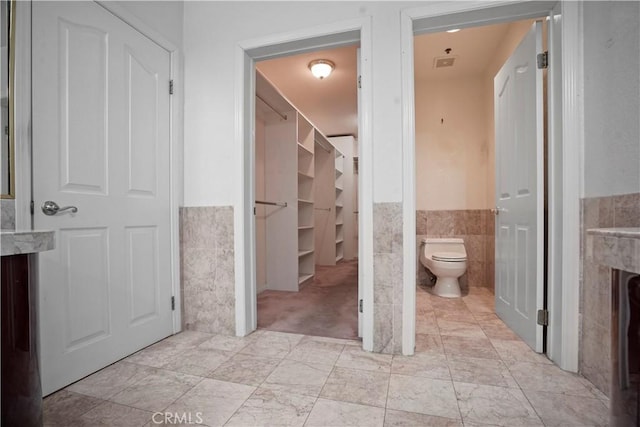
1, 254, 43, 426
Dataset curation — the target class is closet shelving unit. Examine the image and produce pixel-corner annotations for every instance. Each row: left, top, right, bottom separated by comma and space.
256, 70, 352, 290
335, 150, 345, 262
297, 114, 315, 286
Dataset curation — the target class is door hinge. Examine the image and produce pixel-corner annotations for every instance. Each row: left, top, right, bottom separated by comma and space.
359, 299, 363, 313
253, 207, 256, 215
537, 309, 549, 326
171, 296, 175, 311
30, 200, 34, 215
537, 51, 548, 69
357, 75, 361, 89
169, 80, 174, 95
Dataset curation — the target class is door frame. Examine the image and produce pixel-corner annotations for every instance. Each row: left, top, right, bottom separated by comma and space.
400, 1, 582, 371
235, 17, 375, 350
17, 1, 184, 333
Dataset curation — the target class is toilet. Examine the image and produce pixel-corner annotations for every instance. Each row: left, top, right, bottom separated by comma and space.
419, 238, 467, 298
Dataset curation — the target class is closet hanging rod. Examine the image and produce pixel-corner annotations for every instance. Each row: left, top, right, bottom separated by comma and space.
314, 207, 331, 211
255, 200, 287, 207
256, 95, 287, 121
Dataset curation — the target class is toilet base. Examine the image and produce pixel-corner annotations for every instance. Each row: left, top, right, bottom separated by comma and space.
431, 277, 461, 298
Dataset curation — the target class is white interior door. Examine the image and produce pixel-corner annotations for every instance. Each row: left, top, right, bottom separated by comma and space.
494, 21, 544, 352
33, 2, 173, 395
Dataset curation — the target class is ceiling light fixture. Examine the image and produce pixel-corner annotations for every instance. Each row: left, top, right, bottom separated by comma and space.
446, 28, 461, 33
308, 59, 335, 79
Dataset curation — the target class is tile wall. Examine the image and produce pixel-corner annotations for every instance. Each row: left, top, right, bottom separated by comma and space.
579, 192, 640, 397
416, 209, 495, 292
1, 199, 15, 230
372, 203, 403, 354
180, 206, 236, 335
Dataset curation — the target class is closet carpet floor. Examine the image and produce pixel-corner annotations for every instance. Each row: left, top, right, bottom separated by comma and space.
257, 259, 359, 340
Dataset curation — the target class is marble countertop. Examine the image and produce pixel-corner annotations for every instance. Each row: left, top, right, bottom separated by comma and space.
587, 227, 640, 239
1, 230, 55, 256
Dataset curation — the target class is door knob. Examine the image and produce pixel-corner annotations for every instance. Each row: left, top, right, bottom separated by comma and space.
41, 201, 78, 216
491, 207, 507, 215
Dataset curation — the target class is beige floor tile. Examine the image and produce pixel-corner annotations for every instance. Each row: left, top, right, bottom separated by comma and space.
447, 356, 518, 388
391, 352, 451, 380
454, 382, 543, 426
286, 336, 345, 365
415, 333, 444, 354
161, 347, 232, 376
162, 330, 213, 347
387, 374, 460, 420
335, 346, 393, 372
78, 401, 152, 426
416, 311, 440, 334
473, 312, 500, 322
523, 389, 609, 427
263, 359, 333, 397
239, 330, 304, 359
209, 352, 280, 386
109, 369, 202, 412
305, 399, 385, 427
479, 320, 520, 340
490, 339, 553, 365
441, 335, 500, 359
164, 378, 255, 426
434, 309, 477, 323
43, 390, 103, 425
383, 409, 463, 427
320, 366, 390, 407
197, 333, 253, 353
436, 319, 487, 338
66, 361, 156, 399
508, 361, 594, 397
125, 339, 190, 368
225, 387, 315, 427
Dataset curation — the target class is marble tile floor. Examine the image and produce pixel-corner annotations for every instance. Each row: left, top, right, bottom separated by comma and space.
44, 287, 609, 426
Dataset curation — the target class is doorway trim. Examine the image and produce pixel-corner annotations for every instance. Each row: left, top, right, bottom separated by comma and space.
400, 1, 582, 371
234, 17, 375, 350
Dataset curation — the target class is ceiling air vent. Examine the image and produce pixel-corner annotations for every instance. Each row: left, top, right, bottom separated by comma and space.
433, 56, 457, 68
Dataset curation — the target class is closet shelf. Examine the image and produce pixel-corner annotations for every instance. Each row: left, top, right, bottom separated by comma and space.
336, 239, 344, 244
297, 142, 313, 156
298, 250, 314, 257
298, 171, 314, 179
335, 204, 343, 208
335, 186, 343, 191
336, 222, 344, 226
298, 198, 313, 204
298, 274, 314, 285
298, 225, 314, 230
336, 255, 344, 262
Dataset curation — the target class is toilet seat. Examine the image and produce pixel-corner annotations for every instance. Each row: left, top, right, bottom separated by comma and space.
432, 251, 466, 262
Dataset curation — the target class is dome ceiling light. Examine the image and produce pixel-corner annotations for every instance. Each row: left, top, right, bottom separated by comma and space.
308, 59, 335, 80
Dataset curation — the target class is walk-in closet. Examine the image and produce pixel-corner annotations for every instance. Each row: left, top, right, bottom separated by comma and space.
253, 46, 359, 339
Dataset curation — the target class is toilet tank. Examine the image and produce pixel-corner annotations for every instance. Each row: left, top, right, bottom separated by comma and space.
421, 238, 466, 258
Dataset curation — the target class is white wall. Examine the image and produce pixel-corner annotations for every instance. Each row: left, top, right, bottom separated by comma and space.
583, 1, 640, 198
415, 76, 489, 210
183, 1, 419, 207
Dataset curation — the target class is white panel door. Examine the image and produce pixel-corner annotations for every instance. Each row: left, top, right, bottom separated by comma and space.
494, 22, 544, 352
33, 1, 173, 395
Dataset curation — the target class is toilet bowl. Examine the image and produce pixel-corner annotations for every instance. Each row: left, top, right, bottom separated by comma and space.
419, 238, 467, 298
